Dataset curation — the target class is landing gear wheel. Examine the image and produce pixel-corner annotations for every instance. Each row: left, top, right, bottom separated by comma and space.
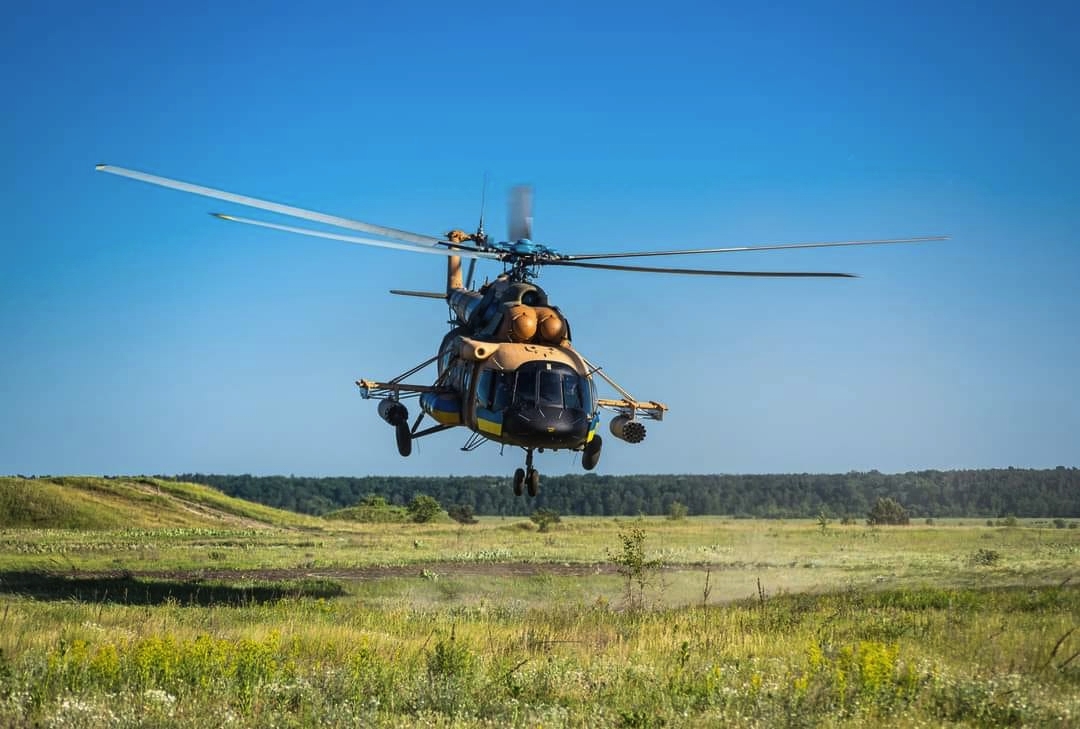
513, 468, 525, 496
582, 435, 603, 471
526, 468, 540, 497
395, 422, 412, 457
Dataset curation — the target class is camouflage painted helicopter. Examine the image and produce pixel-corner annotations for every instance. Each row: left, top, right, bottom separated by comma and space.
97, 165, 945, 496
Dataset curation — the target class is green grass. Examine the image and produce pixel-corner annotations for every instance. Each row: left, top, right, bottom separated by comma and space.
2, 581, 1078, 727
1, 478, 1078, 726
0, 476, 323, 530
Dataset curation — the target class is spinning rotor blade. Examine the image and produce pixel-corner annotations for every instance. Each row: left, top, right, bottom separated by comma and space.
96, 164, 444, 246
508, 185, 533, 241
546, 259, 857, 277
563, 236, 949, 261
212, 214, 502, 260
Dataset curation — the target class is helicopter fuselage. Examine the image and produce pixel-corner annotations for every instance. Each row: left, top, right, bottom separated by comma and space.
421, 330, 600, 451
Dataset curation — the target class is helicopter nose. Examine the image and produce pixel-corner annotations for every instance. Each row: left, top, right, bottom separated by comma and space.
504, 406, 590, 447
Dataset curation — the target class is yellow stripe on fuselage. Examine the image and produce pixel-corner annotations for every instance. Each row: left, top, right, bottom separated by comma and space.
477, 416, 502, 436
430, 409, 461, 426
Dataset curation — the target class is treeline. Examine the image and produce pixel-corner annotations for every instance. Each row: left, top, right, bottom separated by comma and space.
165, 468, 1080, 519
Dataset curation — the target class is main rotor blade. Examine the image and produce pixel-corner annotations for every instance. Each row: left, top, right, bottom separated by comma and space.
508, 185, 533, 242
212, 214, 502, 261
390, 289, 448, 299
563, 236, 949, 261
546, 259, 857, 277
96, 164, 444, 246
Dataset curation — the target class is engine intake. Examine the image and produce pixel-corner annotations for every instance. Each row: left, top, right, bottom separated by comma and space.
609, 414, 646, 444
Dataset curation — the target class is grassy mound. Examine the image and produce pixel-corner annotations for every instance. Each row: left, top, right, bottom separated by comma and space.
0, 476, 319, 530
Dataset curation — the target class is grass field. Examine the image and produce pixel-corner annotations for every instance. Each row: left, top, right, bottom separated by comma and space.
1, 478, 1078, 727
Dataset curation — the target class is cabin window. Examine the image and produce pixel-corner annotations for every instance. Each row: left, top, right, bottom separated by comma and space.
476, 369, 494, 408
492, 372, 512, 410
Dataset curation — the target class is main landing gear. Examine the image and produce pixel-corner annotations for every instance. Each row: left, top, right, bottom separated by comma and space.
513, 449, 541, 498
582, 434, 603, 471
395, 421, 412, 457
377, 400, 413, 457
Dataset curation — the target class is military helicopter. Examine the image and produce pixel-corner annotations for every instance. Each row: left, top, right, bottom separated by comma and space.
96, 164, 946, 496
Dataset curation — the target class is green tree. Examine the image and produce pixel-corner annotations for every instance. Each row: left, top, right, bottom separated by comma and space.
867, 497, 910, 525
609, 526, 663, 611
668, 501, 688, 521
818, 510, 831, 533
407, 494, 442, 523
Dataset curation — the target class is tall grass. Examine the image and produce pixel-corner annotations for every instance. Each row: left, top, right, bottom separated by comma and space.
1, 511, 1078, 726
1, 584, 1077, 727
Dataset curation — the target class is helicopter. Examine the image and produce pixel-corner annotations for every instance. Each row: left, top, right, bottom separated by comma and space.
96, 164, 946, 496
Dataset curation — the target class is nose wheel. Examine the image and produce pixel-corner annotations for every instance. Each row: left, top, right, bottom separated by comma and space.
513, 449, 541, 497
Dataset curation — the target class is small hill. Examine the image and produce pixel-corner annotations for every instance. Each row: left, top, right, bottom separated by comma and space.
0, 476, 321, 530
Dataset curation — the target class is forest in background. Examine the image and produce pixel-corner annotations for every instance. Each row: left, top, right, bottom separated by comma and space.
163, 468, 1080, 519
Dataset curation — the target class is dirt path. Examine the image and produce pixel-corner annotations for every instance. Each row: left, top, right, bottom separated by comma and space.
71, 562, 640, 582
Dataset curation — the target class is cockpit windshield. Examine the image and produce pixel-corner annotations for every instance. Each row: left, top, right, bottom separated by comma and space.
512, 366, 591, 410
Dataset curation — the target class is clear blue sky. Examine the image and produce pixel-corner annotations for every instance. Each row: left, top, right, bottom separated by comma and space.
2, 1, 1077, 477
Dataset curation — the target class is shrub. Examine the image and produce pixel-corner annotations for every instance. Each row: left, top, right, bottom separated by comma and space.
609, 526, 663, 611
866, 497, 910, 526
529, 508, 561, 532
407, 495, 442, 523
324, 495, 408, 523
447, 504, 478, 525
970, 548, 1001, 566
667, 501, 688, 521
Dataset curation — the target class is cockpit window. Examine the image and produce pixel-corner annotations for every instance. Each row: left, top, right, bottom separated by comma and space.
514, 370, 537, 408
563, 375, 585, 410
539, 370, 563, 406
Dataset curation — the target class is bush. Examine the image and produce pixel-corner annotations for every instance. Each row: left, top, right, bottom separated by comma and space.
324, 495, 408, 523
609, 526, 663, 611
447, 504, 478, 525
866, 497, 910, 526
407, 495, 443, 523
667, 501, 688, 521
970, 548, 1001, 566
530, 508, 561, 532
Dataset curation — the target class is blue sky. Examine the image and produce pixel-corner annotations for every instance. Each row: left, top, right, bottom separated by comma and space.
2, 1, 1077, 477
